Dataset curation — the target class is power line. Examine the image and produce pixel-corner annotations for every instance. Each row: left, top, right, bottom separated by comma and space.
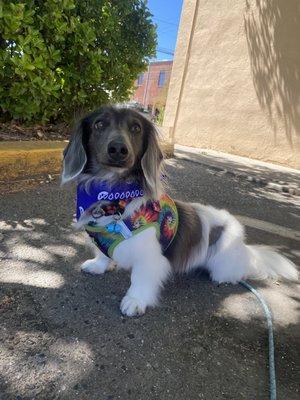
152, 17, 179, 27
157, 47, 174, 56
159, 27, 178, 37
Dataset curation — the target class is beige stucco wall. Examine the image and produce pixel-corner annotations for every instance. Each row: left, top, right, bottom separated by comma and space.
163, 0, 300, 168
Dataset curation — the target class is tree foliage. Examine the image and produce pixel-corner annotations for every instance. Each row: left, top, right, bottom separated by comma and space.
0, 0, 156, 122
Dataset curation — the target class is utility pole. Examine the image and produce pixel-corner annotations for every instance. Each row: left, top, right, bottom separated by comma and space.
142, 49, 174, 112
142, 62, 151, 110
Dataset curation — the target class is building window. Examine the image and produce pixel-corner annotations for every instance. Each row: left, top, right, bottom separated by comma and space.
137, 73, 144, 86
158, 71, 166, 87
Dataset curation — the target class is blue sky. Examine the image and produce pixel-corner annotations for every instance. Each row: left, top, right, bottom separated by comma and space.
147, 0, 183, 60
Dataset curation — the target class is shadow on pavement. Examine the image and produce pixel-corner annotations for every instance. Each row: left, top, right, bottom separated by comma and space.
0, 162, 299, 399
175, 147, 300, 187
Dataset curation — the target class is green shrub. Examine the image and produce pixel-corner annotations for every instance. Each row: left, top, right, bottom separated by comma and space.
0, 0, 156, 123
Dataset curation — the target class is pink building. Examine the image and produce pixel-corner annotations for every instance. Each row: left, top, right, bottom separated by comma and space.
132, 60, 173, 109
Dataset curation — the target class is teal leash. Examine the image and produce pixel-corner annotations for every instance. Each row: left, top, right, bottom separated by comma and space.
239, 281, 276, 400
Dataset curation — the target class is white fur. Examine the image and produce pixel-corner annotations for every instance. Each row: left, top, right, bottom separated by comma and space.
80, 239, 117, 274
191, 204, 299, 283
114, 227, 171, 316
80, 201, 298, 316
81, 252, 111, 274
81, 225, 171, 316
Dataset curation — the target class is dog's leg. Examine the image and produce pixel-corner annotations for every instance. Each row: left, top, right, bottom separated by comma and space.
120, 253, 171, 317
81, 241, 114, 274
81, 237, 117, 274
81, 252, 113, 274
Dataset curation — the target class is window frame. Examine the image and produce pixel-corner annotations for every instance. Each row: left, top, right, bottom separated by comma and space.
158, 70, 166, 87
137, 73, 144, 86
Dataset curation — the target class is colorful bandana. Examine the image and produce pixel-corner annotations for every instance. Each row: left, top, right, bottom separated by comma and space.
76, 182, 178, 258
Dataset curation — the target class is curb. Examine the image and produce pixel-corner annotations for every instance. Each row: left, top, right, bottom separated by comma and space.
0, 140, 174, 182
174, 152, 300, 197
0, 141, 66, 182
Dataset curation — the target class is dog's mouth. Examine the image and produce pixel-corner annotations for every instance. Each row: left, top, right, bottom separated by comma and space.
102, 160, 128, 168
100, 160, 133, 173
94, 151, 135, 174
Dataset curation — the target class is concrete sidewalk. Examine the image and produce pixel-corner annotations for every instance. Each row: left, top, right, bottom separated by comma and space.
175, 145, 300, 196
0, 156, 299, 400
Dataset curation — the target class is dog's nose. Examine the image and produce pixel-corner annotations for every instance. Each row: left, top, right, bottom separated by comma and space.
107, 140, 129, 161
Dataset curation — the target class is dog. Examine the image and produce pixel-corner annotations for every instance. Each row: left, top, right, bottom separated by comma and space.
61, 105, 298, 317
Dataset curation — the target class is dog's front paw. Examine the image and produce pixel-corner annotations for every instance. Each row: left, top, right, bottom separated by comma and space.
120, 295, 146, 317
81, 257, 110, 275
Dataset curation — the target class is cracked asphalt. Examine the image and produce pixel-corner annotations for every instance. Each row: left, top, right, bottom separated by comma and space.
0, 157, 299, 400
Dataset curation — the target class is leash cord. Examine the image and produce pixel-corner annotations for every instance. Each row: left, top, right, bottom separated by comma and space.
239, 281, 276, 400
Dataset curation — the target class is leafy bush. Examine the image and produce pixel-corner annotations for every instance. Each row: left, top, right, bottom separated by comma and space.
0, 0, 156, 123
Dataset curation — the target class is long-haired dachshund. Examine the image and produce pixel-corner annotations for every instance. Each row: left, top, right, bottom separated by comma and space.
62, 105, 298, 316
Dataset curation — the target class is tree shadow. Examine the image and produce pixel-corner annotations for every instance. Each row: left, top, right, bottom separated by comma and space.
0, 173, 299, 399
166, 157, 300, 235
244, 0, 300, 146
175, 147, 300, 187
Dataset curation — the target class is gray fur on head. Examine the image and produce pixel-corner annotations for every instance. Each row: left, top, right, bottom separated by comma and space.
61, 122, 87, 184
61, 106, 164, 199
141, 123, 164, 199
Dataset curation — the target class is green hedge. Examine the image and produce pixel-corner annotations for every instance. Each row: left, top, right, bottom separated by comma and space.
0, 0, 156, 123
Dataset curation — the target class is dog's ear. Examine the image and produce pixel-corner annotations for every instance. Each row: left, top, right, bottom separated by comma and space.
141, 123, 163, 199
61, 120, 87, 184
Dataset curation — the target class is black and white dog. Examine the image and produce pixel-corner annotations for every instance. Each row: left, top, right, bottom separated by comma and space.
62, 105, 298, 316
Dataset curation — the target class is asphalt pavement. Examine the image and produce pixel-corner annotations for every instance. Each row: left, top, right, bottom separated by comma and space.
0, 157, 299, 400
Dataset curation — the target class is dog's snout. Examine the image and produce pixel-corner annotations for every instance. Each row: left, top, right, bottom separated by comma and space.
107, 140, 129, 161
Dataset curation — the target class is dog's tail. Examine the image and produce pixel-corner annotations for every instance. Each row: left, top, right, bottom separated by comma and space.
246, 245, 298, 281
199, 205, 299, 283
207, 238, 298, 284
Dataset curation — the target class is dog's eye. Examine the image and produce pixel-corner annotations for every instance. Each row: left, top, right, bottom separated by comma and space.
130, 123, 141, 134
94, 120, 105, 130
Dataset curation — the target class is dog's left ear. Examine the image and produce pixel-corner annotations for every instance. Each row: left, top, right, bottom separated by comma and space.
141, 123, 163, 198
61, 120, 87, 184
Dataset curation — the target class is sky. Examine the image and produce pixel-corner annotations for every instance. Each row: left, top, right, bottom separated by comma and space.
147, 0, 183, 60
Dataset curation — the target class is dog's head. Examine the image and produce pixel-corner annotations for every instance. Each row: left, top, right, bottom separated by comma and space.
61, 106, 164, 198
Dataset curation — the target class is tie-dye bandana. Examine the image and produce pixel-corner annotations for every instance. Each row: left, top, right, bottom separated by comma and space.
77, 182, 178, 258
